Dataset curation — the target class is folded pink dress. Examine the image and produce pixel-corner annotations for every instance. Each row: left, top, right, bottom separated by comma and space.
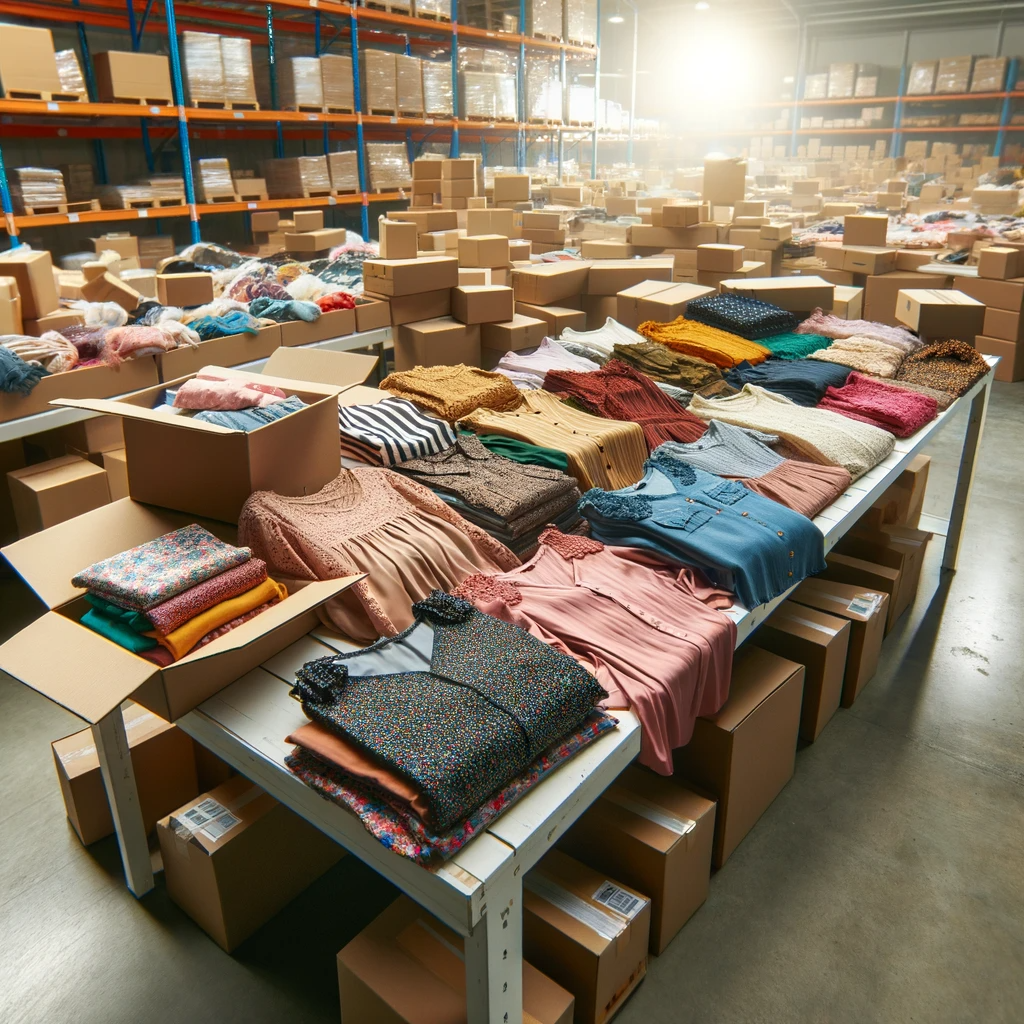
455, 529, 736, 774
145, 557, 269, 634
173, 374, 288, 410
818, 371, 938, 438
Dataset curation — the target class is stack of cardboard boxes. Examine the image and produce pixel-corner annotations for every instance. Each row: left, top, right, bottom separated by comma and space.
960, 246, 1024, 381
282, 208, 346, 257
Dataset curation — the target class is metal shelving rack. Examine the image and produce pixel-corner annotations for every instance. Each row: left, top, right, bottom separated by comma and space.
0, 0, 600, 246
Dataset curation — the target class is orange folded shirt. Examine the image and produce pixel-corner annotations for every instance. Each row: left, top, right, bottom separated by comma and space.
638, 316, 771, 368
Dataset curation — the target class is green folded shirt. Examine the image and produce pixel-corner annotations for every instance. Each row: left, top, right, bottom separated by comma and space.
81, 607, 157, 653
467, 432, 570, 473
85, 593, 153, 634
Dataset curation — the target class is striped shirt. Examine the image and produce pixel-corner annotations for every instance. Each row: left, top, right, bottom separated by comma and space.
337, 397, 457, 466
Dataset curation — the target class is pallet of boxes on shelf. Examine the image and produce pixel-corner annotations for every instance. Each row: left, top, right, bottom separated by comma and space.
361, 49, 397, 116
261, 156, 335, 199
327, 151, 360, 195
526, 53, 562, 123
414, 0, 451, 21
182, 31, 257, 109
0, 25, 85, 103
422, 56, 453, 117
195, 159, 239, 204
279, 56, 325, 112
395, 53, 424, 117
564, 0, 597, 46
459, 47, 517, 122
320, 53, 354, 113
366, 143, 412, 193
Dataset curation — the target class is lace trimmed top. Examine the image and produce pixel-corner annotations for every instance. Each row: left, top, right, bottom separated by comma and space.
455, 529, 736, 774
237, 469, 520, 643
291, 591, 605, 829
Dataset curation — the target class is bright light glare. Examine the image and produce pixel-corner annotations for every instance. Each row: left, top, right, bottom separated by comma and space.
608, 15, 625, 22
664, 26, 753, 115
695, 2, 711, 9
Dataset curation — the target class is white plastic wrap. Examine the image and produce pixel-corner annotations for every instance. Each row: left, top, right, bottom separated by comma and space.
827, 62, 856, 99
907, 61, 937, 96
220, 37, 258, 106
54, 50, 87, 98
261, 156, 333, 197
936, 56, 973, 94
971, 57, 1008, 93
9, 167, 67, 213
569, 84, 594, 125
395, 54, 423, 115
182, 31, 225, 103
366, 142, 411, 192
281, 56, 324, 110
565, 0, 597, 46
195, 158, 237, 201
361, 50, 397, 113
414, 0, 449, 17
321, 53, 354, 111
530, 0, 562, 39
422, 60, 453, 116
804, 73, 828, 99
327, 151, 360, 192
526, 55, 561, 122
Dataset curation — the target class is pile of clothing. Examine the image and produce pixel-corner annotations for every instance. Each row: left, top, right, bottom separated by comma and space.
74, 525, 286, 665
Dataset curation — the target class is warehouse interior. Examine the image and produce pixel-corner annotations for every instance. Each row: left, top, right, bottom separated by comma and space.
0, 0, 1022, 1021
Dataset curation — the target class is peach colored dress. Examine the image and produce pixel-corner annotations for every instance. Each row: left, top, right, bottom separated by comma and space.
238, 469, 520, 643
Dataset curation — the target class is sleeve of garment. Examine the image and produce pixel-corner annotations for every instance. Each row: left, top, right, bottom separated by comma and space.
237, 507, 322, 582
382, 470, 522, 571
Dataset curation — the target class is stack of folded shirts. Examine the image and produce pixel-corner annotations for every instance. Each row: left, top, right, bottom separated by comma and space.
337, 396, 456, 466
159, 369, 308, 432
685, 293, 800, 339
73, 525, 287, 665
395, 434, 582, 558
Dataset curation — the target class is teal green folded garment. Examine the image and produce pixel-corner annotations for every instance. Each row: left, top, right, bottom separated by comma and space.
759, 332, 833, 360
85, 593, 152, 634
81, 608, 158, 653
467, 431, 569, 473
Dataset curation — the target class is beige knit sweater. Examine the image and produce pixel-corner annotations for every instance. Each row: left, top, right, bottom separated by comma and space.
808, 336, 904, 378
689, 384, 895, 480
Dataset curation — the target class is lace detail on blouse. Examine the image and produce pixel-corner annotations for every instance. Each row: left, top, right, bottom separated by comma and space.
454, 574, 523, 606
538, 528, 604, 560
581, 489, 653, 521
644, 454, 697, 487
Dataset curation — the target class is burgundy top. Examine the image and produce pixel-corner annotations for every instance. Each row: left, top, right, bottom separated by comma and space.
544, 358, 708, 451
818, 371, 938, 438
456, 528, 736, 774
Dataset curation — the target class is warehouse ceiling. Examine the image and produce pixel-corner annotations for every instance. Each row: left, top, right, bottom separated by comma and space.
631, 0, 1024, 30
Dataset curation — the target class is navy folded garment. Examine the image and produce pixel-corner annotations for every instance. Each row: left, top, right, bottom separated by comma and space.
686, 293, 800, 340
725, 359, 855, 407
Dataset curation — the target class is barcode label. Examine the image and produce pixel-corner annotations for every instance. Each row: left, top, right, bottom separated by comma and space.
201, 810, 240, 842
67, 212, 80, 223
848, 593, 881, 616
137, 208, 148, 218
174, 797, 240, 843
592, 882, 643, 920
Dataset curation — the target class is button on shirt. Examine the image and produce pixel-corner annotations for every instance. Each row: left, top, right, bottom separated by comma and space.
455, 529, 736, 774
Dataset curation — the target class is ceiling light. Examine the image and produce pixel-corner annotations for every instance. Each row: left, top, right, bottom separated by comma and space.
608, 15, 625, 23
695, 2, 710, 9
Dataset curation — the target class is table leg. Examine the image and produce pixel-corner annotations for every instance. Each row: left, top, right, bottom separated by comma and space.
91, 706, 155, 897
464, 865, 524, 1024
374, 340, 387, 382
942, 377, 991, 572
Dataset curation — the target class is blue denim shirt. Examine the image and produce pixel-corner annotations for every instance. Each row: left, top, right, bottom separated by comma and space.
579, 455, 826, 609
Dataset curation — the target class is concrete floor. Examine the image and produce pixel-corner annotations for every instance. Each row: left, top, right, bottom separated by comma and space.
1, 384, 1022, 1024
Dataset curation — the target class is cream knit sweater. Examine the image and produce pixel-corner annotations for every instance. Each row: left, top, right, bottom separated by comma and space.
808, 336, 905, 378
689, 384, 895, 479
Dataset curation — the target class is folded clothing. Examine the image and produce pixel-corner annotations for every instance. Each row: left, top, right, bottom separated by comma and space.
685, 293, 800, 340
72, 524, 251, 612
189, 310, 261, 340
147, 556, 269, 635
796, 309, 922, 353
818, 371, 937, 437
84, 593, 151, 633
637, 316, 771, 368
612, 340, 722, 389
81, 607, 158, 653
726, 358, 853, 407
809, 336, 904, 378
193, 393, 307, 431
758, 331, 833, 361
1, 331, 78, 373
249, 296, 321, 323
896, 339, 990, 396
104, 325, 177, 363
191, 599, 280, 652
173, 373, 288, 410
470, 432, 570, 473
149, 577, 287, 660
338, 396, 457, 467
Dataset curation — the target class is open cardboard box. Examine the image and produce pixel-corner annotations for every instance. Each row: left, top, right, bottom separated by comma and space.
0, 356, 159, 424
280, 307, 357, 347
50, 362, 374, 523
0, 500, 362, 724
157, 326, 282, 382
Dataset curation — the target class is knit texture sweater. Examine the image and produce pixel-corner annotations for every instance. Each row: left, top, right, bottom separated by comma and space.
381, 364, 522, 423
818, 372, 938, 438
896, 339, 990, 396
725, 358, 853, 407
689, 383, 895, 479
809, 336, 905, 378
796, 309, 923, 353
758, 331, 833, 361
611, 340, 723, 389
637, 317, 771, 368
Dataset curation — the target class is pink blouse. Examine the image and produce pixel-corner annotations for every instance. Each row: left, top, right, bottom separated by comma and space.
455, 529, 736, 774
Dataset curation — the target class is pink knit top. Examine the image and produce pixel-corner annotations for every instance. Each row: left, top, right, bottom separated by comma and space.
818, 371, 938, 438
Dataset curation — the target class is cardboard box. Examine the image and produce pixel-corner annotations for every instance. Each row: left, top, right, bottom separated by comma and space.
250, 211, 279, 232
0, 284, 21, 334
23, 309, 85, 336
94, 50, 172, 103
587, 258, 673, 296
378, 218, 418, 260
362, 255, 459, 297
278, 307, 357, 346
355, 297, 391, 332
751, 603, 850, 742
493, 173, 531, 203
628, 224, 718, 249
0, 24, 63, 100
0, 248, 59, 319
80, 269, 141, 312
605, 197, 639, 217
8, 454, 111, 536
92, 233, 140, 261
865, 271, 944, 326
722, 275, 834, 313
440, 178, 477, 199
293, 209, 324, 233
559, 766, 715, 956
52, 364, 360, 523
52, 701, 198, 845
978, 247, 1021, 281
581, 295, 618, 330
868, 453, 930, 528
284, 228, 347, 254
630, 282, 714, 328
522, 211, 562, 231
155, 272, 214, 308
458, 235, 510, 270
390, 210, 459, 233
896, 288, 985, 339
512, 263, 591, 306
524, 850, 650, 1024
760, 223, 792, 242
616, 280, 675, 329
975, 335, 1024, 382
673, 646, 804, 868
102, 447, 129, 501
833, 284, 864, 320
394, 317, 481, 372
515, 302, 587, 334
157, 325, 283, 379
451, 284, 514, 325
337, 896, 574, 1024
442, 158, 476, 179
842, 247, 897, 276
981, 307, 1024, 342
703, 156, 746, 206
790, 579, 888, 708
697, 261, 765, 289
581, 241, 635, 259
0, 501, 361, 723
412, 159, 444, 181
158, 775, 343, 952
661, 204, 702, 228
480, 313, 547, 352
457, 267, 489, 286
955, 275, 1024, 311
696, 244, 744, 273
362, 289, 448, 328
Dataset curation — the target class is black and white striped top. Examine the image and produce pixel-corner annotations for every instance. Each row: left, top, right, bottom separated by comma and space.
338, 397, 457, 466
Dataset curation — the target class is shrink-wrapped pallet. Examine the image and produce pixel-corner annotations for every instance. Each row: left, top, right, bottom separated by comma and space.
9, 167, 67, 214
422, 60, 453, 116
327, 151, 360, 193
526, 55, 561, 122
182, 31, 225, 104
261, 156, 333, 198
565, 0, 596, 46
530, 0, 562, 39
60, 163, 95, 201
395, 54, 424, 115
54, 50, 87, 98
361, 50, 397, 113
907, 60, 937, 95
195, 158, 237, 202
220, 37, 258, 107
321, 54, 354, 112
970, 57, 1007, 93
366, 143, 411, 192
414, 0, 449, 16
280, 56, 324, 110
